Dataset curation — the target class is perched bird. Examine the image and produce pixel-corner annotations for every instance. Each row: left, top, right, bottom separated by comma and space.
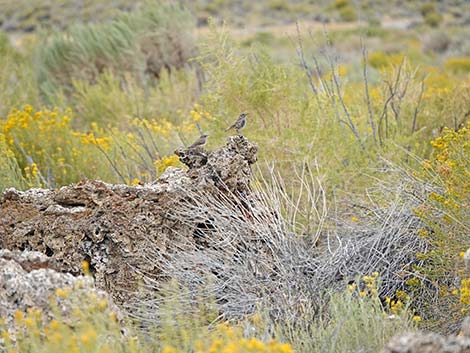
189, 134, 208, 149
225, 113, 248, 134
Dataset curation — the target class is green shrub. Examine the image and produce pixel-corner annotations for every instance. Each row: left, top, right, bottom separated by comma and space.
424, 11, 443, 27
70, 67, 199, 128
334, 0, 349, 9
269, 274, 415, 353
268, 0, 290, 11
0, 133, 26, 191
444, 57, 470, 74
420, 3, 437, 17
339, 6, 357, 22
419, 2, 443, 27
35, 3, 195, 100
332, 0, 356, 22
0, 32, 40, 117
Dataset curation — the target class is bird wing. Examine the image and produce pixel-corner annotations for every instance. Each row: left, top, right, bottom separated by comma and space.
189, 138, 201, 148
226, 118, 240, 131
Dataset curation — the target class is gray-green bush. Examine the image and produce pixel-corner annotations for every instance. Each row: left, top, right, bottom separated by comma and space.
35, 2, 196, 101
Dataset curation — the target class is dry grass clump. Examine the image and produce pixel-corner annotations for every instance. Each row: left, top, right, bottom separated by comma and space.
129, 163, 427, 331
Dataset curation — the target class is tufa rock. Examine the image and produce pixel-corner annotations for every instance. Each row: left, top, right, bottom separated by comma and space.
381, 318, 470, 353
0, 136, 258, 305
0, 250, 117, 335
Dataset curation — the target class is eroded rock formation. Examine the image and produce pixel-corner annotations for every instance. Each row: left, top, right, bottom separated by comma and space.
0, 135, 258, 304
0, 249, 116, 335
381, 317, 470, 353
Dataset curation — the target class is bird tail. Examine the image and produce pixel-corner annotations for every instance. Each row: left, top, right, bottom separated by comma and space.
225, 126, 232, 131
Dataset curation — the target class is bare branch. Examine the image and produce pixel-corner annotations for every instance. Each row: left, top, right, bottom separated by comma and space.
361, 39, 377, 145
411, 80, 425, 134
295, 22, 318, 96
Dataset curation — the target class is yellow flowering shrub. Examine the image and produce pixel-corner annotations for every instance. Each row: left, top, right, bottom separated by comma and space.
131, 117, 174, 139
418, 123, 470, 251
189, 103, 215, 123
346, 272, 421, 324
0, 105, 116, 187
155, 155, 180, 174
444, 57, 470, 75
0, 284, 293, 353
458, 278, 470, 313
0, 283, 126, 353
411, 124, 470, 327
0, 133, 26, 190
162, 324, 293, 353
368, 51, 405, 70
0, 105, 218, 187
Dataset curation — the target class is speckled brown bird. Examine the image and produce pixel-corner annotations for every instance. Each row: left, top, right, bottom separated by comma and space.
225, 113, 248, 134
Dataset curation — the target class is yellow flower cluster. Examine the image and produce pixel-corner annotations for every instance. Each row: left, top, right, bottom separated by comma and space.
444, 57, 470, 75
190, 103, 215, 123
24, 162, 39, 179
78, 132, 112, 150
425, 124, 470, 210
0, 105, 79, 186
458, 278, 470, 313
322, 65, 347, 82
177, 103, 215, 135
131, 117, 173, 138
385, 296, 404, 315
2, 105, 71, 143
74, 121, 113, 151
162, 323, 293, 353
155, 154, 180, 174
368, 51, 405, 70
350, 272, 379, 298
1, 285, 120, 353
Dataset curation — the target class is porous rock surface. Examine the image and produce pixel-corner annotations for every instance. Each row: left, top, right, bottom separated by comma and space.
382, 318, 470, 353
0, 135, 258, 304
0, 249, 114, 334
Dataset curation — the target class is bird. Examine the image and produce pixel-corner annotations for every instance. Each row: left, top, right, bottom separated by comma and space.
188, 134, 208, 149
225, 113, 248, 134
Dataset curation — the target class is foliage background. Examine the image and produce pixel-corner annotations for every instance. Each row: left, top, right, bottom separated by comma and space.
0, 0, 469, 351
